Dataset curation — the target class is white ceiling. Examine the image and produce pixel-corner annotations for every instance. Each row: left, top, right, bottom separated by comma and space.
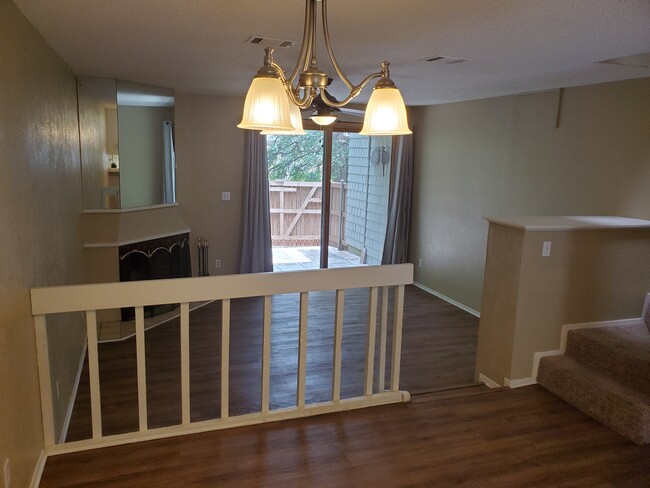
13, 0, 650, 106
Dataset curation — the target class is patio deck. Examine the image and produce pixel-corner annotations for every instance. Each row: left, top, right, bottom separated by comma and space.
272, 246, 362, 271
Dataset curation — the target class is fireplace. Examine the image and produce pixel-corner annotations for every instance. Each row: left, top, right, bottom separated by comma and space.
119, 233, 191, 321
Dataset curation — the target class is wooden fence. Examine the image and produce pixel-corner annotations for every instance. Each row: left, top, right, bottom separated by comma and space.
270, 180, 347, 248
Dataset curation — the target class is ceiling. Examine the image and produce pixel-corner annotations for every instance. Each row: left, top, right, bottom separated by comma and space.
13, 0, 650, 106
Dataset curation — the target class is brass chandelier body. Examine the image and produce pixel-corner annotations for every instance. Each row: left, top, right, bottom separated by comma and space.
238, 0, 411, 135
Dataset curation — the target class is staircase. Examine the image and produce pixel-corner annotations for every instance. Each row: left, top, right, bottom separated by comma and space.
537, 313, 650, 445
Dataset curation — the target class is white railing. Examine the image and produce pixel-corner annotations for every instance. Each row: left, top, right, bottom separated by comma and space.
31, 264, 413, 455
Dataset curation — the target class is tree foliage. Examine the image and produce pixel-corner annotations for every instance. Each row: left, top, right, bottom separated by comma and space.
267, 130, 349, 182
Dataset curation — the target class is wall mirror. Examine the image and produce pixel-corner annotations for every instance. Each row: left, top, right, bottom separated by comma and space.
78, 77, 176, 210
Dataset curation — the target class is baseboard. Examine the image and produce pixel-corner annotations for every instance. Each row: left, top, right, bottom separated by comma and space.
504, 377, 536, 388
529, 316, 642, 383
59, 340, 88, 444
29, 449, 46, 488
478, 373, 501, 388
413, 282, 480, 318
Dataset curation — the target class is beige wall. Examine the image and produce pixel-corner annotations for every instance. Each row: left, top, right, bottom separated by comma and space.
410, 78, 650, 312
477, 223, 650, 384
119, 106, 174, 208
175, 94, 246, 276
0, 0, 86, 485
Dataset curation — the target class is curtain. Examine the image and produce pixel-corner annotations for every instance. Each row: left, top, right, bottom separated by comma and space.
382, 134, 414, 264
162, 120, 176, 203
239, 130, 274, 273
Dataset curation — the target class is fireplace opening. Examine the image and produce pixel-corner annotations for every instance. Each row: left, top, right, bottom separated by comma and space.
119, 233, 191, 321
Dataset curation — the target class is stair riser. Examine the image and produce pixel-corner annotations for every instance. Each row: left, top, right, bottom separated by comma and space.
537, 362, 650, 445
565, 331, 650, 395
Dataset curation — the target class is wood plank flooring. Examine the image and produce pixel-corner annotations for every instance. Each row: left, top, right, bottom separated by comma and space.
65, 285, 479, 441
41, 386, 650, 487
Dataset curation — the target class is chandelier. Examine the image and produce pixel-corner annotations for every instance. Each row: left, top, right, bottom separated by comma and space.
238, 0, 412, 135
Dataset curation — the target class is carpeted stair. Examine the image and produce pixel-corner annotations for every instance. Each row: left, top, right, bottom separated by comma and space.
537, 320, 650, 445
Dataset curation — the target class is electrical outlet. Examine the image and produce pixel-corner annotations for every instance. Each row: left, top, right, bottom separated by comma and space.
221, 192, 231, 201
4, 458, 11, 488
215, 259, 221, 269
542, 241, 552, 257
418, 258, 423, 268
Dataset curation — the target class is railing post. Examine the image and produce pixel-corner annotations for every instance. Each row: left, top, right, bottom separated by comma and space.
331, 289, 345, 402
365, 287, 379, 395
221, 299, 231, 418
297, 292, 309, 407
85, 310, 103, 439
34, 315, 56, 447
180, 302, 190, 425
390, 285, 405, 391
135, 306, 148, 431
378, 286, 389, 391
261, 296, 272, 413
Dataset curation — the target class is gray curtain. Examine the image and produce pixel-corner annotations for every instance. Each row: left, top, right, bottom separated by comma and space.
382, 134, 414, 264
239, 130, 274, 273
162, 121, 176, 203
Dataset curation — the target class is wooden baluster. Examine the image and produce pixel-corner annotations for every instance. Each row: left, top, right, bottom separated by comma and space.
378, 286, 389, 391
34, 315, 56, 446
331, 289, 345, 402
390, 285, 405, 391
261, 296, 272, 413
221, 299, 231, 418
180, 302, 190, 425
365, 287, 378, 396
86, 310, 103, 439
135, 306, 147, 431
297, 292, 309, 407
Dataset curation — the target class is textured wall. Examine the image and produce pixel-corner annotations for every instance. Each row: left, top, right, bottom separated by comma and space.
410, 78, 650, 312
174, 94, 246, 276
0, 0, 86, 484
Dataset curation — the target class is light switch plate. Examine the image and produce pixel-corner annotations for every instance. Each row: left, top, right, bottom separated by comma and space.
221, 192, 231, 201
542, 241, 552, 257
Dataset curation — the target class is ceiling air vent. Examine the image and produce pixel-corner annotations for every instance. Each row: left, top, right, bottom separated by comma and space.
246, 35, 296, 49
421, 55, 467, 65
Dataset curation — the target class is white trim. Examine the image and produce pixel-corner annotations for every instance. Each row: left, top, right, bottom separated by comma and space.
413, 282, 480, 317
29, 450, 46, 488
504, 377, 536, 388
478, 373, 501, 388
559, 317, 641, 353
59, 341, 88, 443
83, 202, 179, 214
45, 391, 409, 456
528, 316, 643, 382
83, 229, 191, 249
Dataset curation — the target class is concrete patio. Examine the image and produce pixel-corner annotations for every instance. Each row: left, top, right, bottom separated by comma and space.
272, 246, 363, 272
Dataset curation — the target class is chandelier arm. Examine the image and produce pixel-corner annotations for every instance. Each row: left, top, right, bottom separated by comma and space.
319, 71, 383, 108
288, 0, 315, 85
321, 0, 354, 91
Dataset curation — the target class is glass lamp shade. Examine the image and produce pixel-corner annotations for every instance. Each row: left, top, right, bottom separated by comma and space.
238, 77, 294, 131
360, 86, 412, 136
261, 102, 306, 135
310, 114, 337, 126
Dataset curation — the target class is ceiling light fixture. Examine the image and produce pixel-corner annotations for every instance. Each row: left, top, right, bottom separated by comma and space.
238, 0, 411, 136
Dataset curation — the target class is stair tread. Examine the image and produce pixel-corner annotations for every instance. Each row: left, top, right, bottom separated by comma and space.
538, 354, 650, 444
569, 323, 650, 364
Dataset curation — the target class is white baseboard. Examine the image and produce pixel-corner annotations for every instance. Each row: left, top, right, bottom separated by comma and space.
413, 282, 480, 318
29, 449, 46, 488
527, 316, 643, 383
504, 377, 536, 388
478, 373, 501, 388
59, 340, 88, 443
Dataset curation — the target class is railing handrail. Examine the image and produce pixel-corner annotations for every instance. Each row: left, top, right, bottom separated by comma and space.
31, 264, 413, 315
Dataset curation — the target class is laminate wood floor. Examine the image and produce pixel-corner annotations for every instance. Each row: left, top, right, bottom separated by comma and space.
41, 386, 650, 487
65, 285, 479, 441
